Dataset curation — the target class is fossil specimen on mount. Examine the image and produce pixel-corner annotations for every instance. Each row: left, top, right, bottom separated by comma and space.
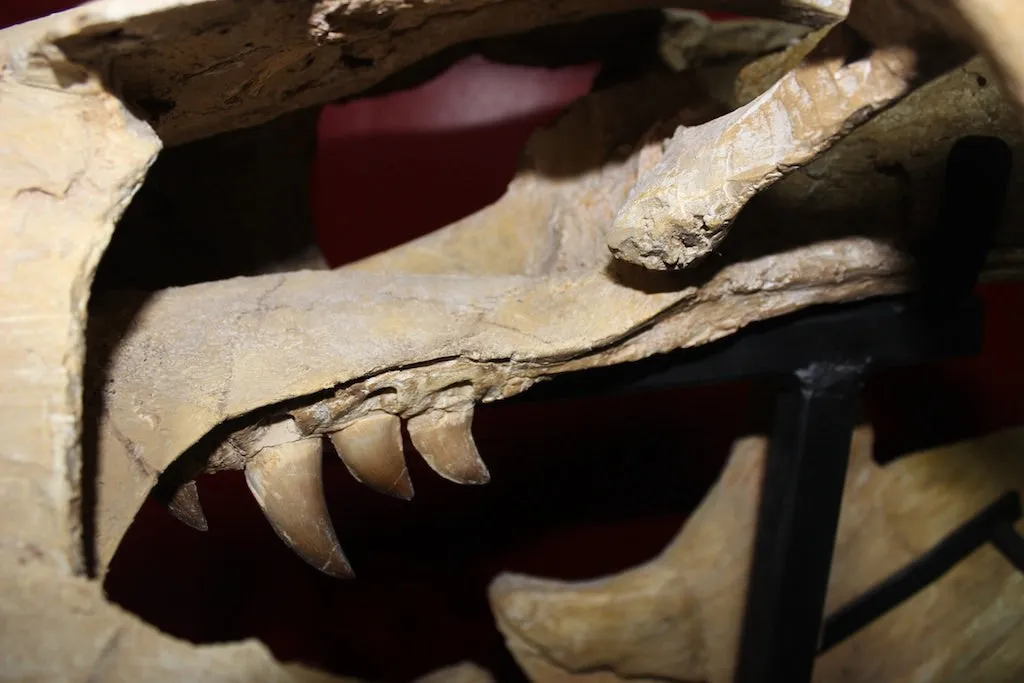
3, 0, 1024, 680
491, 426, 1024, 683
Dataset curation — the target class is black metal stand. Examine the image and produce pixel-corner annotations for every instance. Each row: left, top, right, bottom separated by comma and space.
518, 135, 1016, 683
732, 135, 1013, 683
733, 363, 863, 683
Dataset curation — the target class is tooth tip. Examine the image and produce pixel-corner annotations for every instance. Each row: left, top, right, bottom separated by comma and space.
322, 556, 356, 579
167, 480, 208, 532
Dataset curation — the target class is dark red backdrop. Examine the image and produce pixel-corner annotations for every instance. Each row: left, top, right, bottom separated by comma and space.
4, 5, 1023, 682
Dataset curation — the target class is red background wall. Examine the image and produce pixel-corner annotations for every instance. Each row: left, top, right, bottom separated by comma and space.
3, 5, 1023, 682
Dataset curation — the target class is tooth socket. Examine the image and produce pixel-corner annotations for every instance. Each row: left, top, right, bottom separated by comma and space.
330, 412, 414, 500
244, 438, 354, 579
408, 408, 490, 485
166, 480, 208, 532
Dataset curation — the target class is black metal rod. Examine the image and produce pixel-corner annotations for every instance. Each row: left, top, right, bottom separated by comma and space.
733, 362, 864, 683
821, 491, 1022, 651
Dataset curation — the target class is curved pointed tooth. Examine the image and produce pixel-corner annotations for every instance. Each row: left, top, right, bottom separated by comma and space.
407, 408, 490, 485
166, 480, 208, 532
330, 413, 414, 500
244, 438, 353, 579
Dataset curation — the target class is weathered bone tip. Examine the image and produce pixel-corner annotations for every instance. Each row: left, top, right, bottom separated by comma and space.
607, 200, 717, 271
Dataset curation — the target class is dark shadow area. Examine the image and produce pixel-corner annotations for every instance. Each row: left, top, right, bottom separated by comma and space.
81, 289, 155, 577
105, 380, 752, 681
93, 107, 325, 292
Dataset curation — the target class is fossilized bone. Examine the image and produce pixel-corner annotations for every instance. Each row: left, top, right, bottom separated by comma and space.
606, 0, 977, 270
488, 425, 1024, 683
3, 0, 1024, 679
88, 65, 923, 578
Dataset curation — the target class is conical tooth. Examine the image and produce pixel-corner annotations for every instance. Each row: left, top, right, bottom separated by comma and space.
330, 412, 414, 500
407, 407, 490, 485
244, 438, 353, 579
166, 480, 208, 532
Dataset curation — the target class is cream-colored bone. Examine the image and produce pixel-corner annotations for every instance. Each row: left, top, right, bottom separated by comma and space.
330, 412, 414, 500
245, 438, 354, 579
407, 407, 490, 485
166, 480, 208, 532
489, 426, 1024, 683
607, 19, 945, 270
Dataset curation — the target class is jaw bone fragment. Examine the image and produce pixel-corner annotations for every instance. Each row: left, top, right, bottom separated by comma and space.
489, 426, 1024, 683
607, 5, 971, 271
330, 412, 415, 500
245, 437, 354, 579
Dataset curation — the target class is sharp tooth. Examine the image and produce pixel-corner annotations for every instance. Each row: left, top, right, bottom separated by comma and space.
330, 413, 414, 500
244, 438, 353, 578
166, 480, 208, 532
407, 408, 490, 485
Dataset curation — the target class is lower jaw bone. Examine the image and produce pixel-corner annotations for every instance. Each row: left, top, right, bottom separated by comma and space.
488, 427, 1024, 683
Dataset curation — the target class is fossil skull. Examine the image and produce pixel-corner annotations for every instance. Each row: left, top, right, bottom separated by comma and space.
2, 0, 1024, 680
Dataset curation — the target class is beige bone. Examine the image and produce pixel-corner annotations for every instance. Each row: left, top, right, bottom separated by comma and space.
3, 0, 1024, 678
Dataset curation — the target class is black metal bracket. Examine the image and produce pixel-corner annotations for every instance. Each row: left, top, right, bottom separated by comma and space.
821, 490, 1024, 653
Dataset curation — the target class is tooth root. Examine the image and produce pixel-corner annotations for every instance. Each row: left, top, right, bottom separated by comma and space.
244, 438, 353, 579
330, 413, 414, 500
167, 480, 208, 532
407, 408, 490, 485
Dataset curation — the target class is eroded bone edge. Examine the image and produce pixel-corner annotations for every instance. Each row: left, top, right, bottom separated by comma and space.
41, 0, 849, 145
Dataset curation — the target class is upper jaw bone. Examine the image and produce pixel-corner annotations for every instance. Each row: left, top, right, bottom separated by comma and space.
408, 406, 490, 485
244, 437, 354, 579
329, 412, 414, 500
